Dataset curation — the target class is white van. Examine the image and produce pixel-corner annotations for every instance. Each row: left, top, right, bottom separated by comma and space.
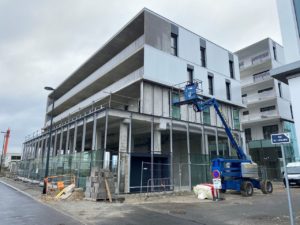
283, 162, 300, 187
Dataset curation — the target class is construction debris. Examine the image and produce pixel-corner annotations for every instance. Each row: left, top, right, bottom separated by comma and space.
85, 167, 115, 201
56, 183, 75, 200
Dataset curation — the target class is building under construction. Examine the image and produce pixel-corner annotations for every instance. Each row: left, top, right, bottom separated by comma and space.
22, 8, 244, 193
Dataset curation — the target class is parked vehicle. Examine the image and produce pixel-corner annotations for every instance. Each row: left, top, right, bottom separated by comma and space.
283, 162, 300, 187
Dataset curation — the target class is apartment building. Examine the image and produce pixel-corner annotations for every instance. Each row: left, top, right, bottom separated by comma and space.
236, 38, 298, 179
271, 0, 300, 163
22, 8, 244, 193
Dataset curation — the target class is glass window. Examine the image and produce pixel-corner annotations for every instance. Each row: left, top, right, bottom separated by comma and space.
187, 68, 193, 82
245, 128, 252, 142
263, 125, 278, 139
203, 107, 211, 125
233, 108, 240, 129
258, 87, 273, 93
172, 92, 180, 119
242, 111, 249, 116
226, 81, 231, 100
200, 47, 206, 67
171, 33, 178, 56
290, 105, 294, 119
260, 105, 276, 112
229, 60, 234, 78
208, 75, 213, 95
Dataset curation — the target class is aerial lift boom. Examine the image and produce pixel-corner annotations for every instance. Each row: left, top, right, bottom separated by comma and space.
174, 81, 273, 196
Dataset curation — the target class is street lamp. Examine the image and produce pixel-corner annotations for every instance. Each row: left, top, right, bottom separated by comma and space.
42, 86, 55, 194
0, 131, 6, 173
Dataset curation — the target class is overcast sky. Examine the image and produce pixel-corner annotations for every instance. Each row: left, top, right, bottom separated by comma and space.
0, 0, 281, 153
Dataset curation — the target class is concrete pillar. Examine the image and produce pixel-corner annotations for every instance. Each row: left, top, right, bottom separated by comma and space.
186, 123, 191, 190
81, 118, 86, 152
65, 125, 70, 154
117, 121, 129, 193
53, 130, 58, 156
153, 125, 161, 154
91, 113, 97, 150
215, 128, 219, 156
59, 127, 63, 155
73, 122, 78, 153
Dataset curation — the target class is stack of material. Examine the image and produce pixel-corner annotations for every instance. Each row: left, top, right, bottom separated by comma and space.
85, 167, 115, 201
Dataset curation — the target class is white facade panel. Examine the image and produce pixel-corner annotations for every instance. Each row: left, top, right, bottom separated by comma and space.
276, 0, 300, 63
177, 27, 201, 65
144, 45, 243, 107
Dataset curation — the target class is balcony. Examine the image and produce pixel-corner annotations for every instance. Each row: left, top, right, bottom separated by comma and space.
239, 51, 270, 72
241, 109, 279, 124
248, 139, 275, 149
241, 70, 272, 86
242, 90, 276, 105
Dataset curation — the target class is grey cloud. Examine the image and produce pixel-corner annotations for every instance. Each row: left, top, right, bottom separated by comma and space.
0, 0, 281, 153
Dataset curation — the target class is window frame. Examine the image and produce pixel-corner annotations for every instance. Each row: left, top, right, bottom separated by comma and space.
171, 33, 178, 56
208, 74, 214, 95
200, 47, 206, 67
226, 81, 231, 100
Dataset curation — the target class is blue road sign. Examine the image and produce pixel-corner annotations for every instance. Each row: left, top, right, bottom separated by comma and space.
271, 133, 290, 144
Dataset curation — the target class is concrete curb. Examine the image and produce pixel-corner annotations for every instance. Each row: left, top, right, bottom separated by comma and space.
0, 179, 88, 225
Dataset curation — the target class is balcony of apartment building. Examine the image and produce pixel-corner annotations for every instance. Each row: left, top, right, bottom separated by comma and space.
239, 50, 272, 76
241, 69, 273, 88
241, 104, 280, 126
242, 87, 277, 105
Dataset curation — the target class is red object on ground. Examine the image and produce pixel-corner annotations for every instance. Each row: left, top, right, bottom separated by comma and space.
201, 183, 216, 198
3, 128, 10, 155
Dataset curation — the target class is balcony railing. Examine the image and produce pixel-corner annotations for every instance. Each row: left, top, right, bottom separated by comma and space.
242, 90, 276, 104
241, 70, 271, 86
241, 110, 279, 123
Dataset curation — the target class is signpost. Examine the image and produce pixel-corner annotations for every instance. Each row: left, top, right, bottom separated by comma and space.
271, 133, 294, 225
212, 170, 221, 201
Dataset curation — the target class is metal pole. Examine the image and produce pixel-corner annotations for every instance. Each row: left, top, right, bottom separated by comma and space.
281, 144, 294, 225
140, 161, 144, 194
42, 98, 55, 194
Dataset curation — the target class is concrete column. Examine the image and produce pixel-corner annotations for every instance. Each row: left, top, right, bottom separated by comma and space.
53, 130, 58, 156
59, 127, 63, 155
65, 125, 70, 154
91, 113, 97, 150
81, 118, 86, 152
186, 123, 191, 190
170, 120, 174, 189
215, 128, 219, 156
73, 122, 78, 153
153, 125, 161, 154
117, 121, 129, 193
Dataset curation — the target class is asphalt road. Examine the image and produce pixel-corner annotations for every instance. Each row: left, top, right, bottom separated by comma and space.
0, 182, 82, 225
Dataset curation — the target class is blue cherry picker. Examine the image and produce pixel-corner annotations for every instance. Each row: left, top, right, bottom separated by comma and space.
173, 80, 273, 196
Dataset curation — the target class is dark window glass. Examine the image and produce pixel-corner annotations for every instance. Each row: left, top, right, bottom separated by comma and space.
200, 47, 206, 67
11, 156, 21, 160
291, 105, 294, 119
242, 94, 247, 97
263, 125, 278, 139
171, 33, 178, 56
243, 111, 249, 115
172, 92, 180, 119
258, 87, 273, 93
260, 105, 276, 112
229, 60, 234, 78
208, 75, 213, 95
203, 107, 211, 125
245, 128, 252, 142
187, 68, 193, 83
273, 46, 277, 60
226, 82, 231, 100
278, 82, 282, 97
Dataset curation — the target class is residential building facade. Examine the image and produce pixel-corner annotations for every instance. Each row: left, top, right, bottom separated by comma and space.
272, 0, 300, 163
22, 9, 244, 193
236, 38, 298, 179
